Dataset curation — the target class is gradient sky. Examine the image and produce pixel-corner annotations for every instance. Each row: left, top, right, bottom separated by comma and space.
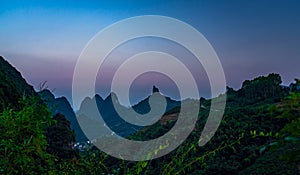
0, 0, 300, 106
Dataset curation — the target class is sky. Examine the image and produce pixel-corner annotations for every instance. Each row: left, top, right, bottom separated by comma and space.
0, 0, 300, 107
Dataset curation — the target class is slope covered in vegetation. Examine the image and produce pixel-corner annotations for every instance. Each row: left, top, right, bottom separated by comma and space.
0, 55, 299, 174
53, 74, 299, 174
0, 56, 36, 111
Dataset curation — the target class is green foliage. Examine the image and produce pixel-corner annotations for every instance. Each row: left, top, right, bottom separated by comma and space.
1, 69, 299, 174
0, 97, 55, 174
46, 113, 76, 160
0, 69, 20, 111
239, 142, 300, 175
0, 56, 37, 112
290, 78, 300, 92
271, 92, 300, 162
277, 92, 300, 137
115, 74, 296, 174
53, 148, 108, 174
238, 73, 287, 102
121, 92, 287, 174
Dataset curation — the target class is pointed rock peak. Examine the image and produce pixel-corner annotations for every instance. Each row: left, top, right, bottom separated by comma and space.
152, 86, 159, 93
104, 92, 119, 103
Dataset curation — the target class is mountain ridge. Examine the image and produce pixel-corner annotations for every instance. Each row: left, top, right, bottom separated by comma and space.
76, 85, 181, 140
38, 89, 87, 142
0, 56, 37, 111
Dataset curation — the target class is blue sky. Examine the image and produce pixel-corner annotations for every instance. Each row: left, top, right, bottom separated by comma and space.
1, 0, 300, 106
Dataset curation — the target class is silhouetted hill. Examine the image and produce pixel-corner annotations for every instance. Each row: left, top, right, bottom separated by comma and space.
76, 86, 181, 140
132, 73, 289, 140
126, 73, 299, 174
132, 85, 180, 115
1, 58, 299, 174
0, 56, 86, 142
0, 56, 36, 111
39, 89, 87, 142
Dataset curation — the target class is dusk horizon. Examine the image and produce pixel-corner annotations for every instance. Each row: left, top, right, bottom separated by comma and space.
1, 0, 299, 107
1, 1, 300, 174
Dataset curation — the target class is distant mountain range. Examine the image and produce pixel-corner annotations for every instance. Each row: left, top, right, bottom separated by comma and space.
0, 56, 181, 143
39, 86, 181, 142
1, 55, 299, 174
76, 86, 181, 141
1, 55, 296, 145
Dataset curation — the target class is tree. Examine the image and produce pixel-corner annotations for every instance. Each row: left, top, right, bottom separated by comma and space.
275, 92, 300, 161
239, 73, 285, 100
0, 97, 55, 174
46, 113, 76, 160
290, 78, 300, 92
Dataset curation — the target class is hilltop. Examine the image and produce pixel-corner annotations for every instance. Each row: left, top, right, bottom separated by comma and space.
0, 56, 36, 111
0, 55, 299, 174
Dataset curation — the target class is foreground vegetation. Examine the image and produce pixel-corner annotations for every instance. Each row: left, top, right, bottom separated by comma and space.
0, 74, 299, 174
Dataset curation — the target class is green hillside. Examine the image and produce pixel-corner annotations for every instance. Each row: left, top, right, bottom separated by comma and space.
0, 56, 36, 111
0, 56, 299, 174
